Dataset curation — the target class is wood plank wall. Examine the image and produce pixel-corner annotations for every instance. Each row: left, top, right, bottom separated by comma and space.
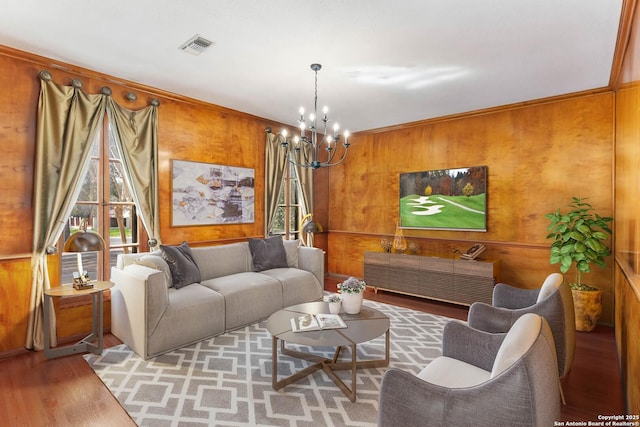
327, 94, 615, 320
0, 46, 287, 355
613, 0, 640, 410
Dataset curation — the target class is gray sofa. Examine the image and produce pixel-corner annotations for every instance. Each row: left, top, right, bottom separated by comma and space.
110, 239, 324, 359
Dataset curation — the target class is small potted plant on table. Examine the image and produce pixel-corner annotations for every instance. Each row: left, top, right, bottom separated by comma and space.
546, 197, 613, 331
324, 294, 342, 314
337, 277, 367, 314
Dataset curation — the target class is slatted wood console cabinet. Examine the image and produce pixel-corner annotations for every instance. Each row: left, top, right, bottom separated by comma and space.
364, 251, 501, 306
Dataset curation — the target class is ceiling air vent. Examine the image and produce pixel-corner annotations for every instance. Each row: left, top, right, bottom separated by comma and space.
179, 35, 214, 56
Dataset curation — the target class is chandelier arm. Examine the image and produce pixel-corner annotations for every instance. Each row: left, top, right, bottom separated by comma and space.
319, 147, 349, 168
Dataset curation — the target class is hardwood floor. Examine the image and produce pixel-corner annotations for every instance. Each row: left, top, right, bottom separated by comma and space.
0, 278, 627, 426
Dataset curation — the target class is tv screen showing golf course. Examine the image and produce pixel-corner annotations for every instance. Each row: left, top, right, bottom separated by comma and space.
399, 166, 487, 231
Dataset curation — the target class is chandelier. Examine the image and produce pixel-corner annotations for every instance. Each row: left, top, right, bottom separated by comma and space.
280, 63, 350, 169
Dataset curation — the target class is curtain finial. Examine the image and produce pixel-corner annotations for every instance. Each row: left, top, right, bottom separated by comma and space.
126, 92, 137, 101
71, 79, 83, 88
101, 86, 112, 96
38, 70, 52, 81
151, 98, 160, 107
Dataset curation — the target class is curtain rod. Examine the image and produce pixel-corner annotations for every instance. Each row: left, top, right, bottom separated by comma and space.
38, 69, 160, 106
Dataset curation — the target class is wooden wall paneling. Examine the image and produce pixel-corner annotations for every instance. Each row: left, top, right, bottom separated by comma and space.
0, 46, 288, 354
0, 53, 38, 256
327, 94, 615, 323
0, 257, 32, 355
615, 16, 640, 407
615, 265, 640, 414
157, 99, 268, 244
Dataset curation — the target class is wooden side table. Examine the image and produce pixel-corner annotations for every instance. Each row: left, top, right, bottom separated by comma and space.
43, 280, 114, 359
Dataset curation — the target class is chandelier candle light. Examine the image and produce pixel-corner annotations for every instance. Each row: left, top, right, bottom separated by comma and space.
280, 63, 350, 169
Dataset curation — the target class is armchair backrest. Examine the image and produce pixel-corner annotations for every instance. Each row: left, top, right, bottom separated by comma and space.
536, 272, 564, 303
490, 313, 542, 378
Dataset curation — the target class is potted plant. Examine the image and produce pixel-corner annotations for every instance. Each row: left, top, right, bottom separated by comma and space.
337, 277, 367, 314
324, 294, 342, 314
545, 197, 613, 331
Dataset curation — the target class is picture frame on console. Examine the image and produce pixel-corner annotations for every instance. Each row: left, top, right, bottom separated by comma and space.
171, 159, 255, 226
399, 165, 488, 231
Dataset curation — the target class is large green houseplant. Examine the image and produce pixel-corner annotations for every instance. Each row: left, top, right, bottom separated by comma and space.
545, 197, 613, 331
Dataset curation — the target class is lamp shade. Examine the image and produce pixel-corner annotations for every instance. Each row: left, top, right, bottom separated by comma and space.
64, 230, 105, 253
302, 220, 323, 234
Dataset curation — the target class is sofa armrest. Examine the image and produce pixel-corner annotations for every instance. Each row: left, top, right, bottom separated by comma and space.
110, 264, 169, 359
297, 246, 324, 288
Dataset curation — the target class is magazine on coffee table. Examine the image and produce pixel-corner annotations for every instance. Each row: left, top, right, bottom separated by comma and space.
290, 313, 347, 332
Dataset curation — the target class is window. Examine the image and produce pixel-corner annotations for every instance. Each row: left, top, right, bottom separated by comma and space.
269, 162, 301, 239
61, 120, 146, 284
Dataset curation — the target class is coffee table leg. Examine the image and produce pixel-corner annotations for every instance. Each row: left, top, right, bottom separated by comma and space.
271, 329, 390, 402
322, 343, 357, 402
272, 336, 278, 390
272, 337, 325, 391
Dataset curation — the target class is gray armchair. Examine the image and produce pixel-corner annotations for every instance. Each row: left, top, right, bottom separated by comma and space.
467, 272, 575, 379
378, 313, 560, 427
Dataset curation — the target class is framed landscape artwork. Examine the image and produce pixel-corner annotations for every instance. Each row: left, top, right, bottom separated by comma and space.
171, 160, 255, 226
399, 166, 487, 231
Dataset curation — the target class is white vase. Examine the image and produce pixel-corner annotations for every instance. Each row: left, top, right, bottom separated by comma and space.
341, 292, 364, 314
328, 301, 341, 314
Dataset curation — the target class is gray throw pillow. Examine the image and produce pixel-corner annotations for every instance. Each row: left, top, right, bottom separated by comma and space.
160, 241, 201, 289
248, 236, 289, 272
282, 239, 300, 268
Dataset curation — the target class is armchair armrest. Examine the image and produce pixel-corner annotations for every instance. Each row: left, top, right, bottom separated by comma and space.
380, 368, 459, 427
492, 283, 539, 308
467, 302, 519, 333
379, 367, 538, 427
441, 320, 505, 371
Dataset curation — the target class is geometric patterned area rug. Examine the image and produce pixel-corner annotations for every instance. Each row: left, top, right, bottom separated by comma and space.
84, 300, 450, 427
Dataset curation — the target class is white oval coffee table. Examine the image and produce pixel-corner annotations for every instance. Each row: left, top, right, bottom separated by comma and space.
266, 301, 390, 402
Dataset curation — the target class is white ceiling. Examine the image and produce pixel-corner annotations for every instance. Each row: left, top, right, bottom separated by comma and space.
0, 0, 624, 133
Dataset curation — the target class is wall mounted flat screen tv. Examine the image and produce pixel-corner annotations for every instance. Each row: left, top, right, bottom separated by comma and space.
399, 166, 487, 231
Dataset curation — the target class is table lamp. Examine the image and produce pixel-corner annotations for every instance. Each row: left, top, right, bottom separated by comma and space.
64, 225, 105, 290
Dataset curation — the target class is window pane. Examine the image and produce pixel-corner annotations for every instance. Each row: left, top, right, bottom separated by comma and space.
76, 159, 98, 202
110, 204, 135, 246
277, 185, 285, 204
62, 204, 100, 283
272, 206, 285, 233
109, 160, 133, 203
68, 204, 99, 232
61, 251, 99, 284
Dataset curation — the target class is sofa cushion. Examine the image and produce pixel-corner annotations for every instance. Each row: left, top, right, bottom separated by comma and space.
147, 284, 226, 358
191, 242, 252, 281
260, 268, 323, 307
200, 272, 283, 330
248, 236, 288, 272
136, 254, 173, 288
160, 242, 201, 289
282, 239, 300, 268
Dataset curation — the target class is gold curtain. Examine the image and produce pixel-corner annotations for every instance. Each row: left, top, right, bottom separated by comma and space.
27, 72, 160, 351
107, 98, 161, 247
27, 74, 107, 350
294, 143, 314, 241
265, 132, 287, 235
